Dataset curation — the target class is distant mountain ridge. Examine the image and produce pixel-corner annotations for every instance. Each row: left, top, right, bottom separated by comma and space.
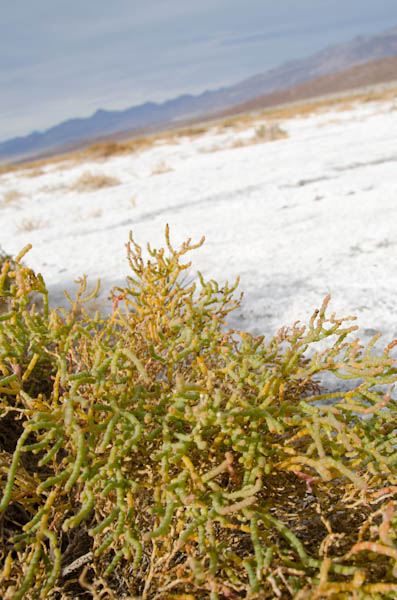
215, 55, 397, 118
1, 25, 397, 164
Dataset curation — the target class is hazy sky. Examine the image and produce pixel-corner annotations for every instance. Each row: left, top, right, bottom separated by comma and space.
1, 0, 397, 142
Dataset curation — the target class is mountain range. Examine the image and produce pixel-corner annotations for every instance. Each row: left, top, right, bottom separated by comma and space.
215, 54, 397, 118
1, 25, 397, 164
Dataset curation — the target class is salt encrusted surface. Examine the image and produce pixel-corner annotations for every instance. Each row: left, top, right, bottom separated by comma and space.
1, 97, 396, 348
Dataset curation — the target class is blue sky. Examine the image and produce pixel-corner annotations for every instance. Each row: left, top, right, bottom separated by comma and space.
1, 0, 397, 142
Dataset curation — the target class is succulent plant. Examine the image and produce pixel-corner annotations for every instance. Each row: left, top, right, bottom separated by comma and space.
0, 228, 396, 599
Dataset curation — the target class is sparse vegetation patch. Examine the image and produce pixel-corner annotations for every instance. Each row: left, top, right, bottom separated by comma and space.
253, 123, 287, 141
69, 171, 120, 192
1, 189, 24, 205
201, 123, 288, 154
17, 218, 47, 233
150, 160, 173, 176
24, 168, 45, 178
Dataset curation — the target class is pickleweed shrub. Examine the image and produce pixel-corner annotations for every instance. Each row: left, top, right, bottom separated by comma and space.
0, 247, 17, 308
0, 227, 396, 600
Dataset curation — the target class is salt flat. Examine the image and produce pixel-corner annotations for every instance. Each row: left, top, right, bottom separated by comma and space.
1, 96, 397, 347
